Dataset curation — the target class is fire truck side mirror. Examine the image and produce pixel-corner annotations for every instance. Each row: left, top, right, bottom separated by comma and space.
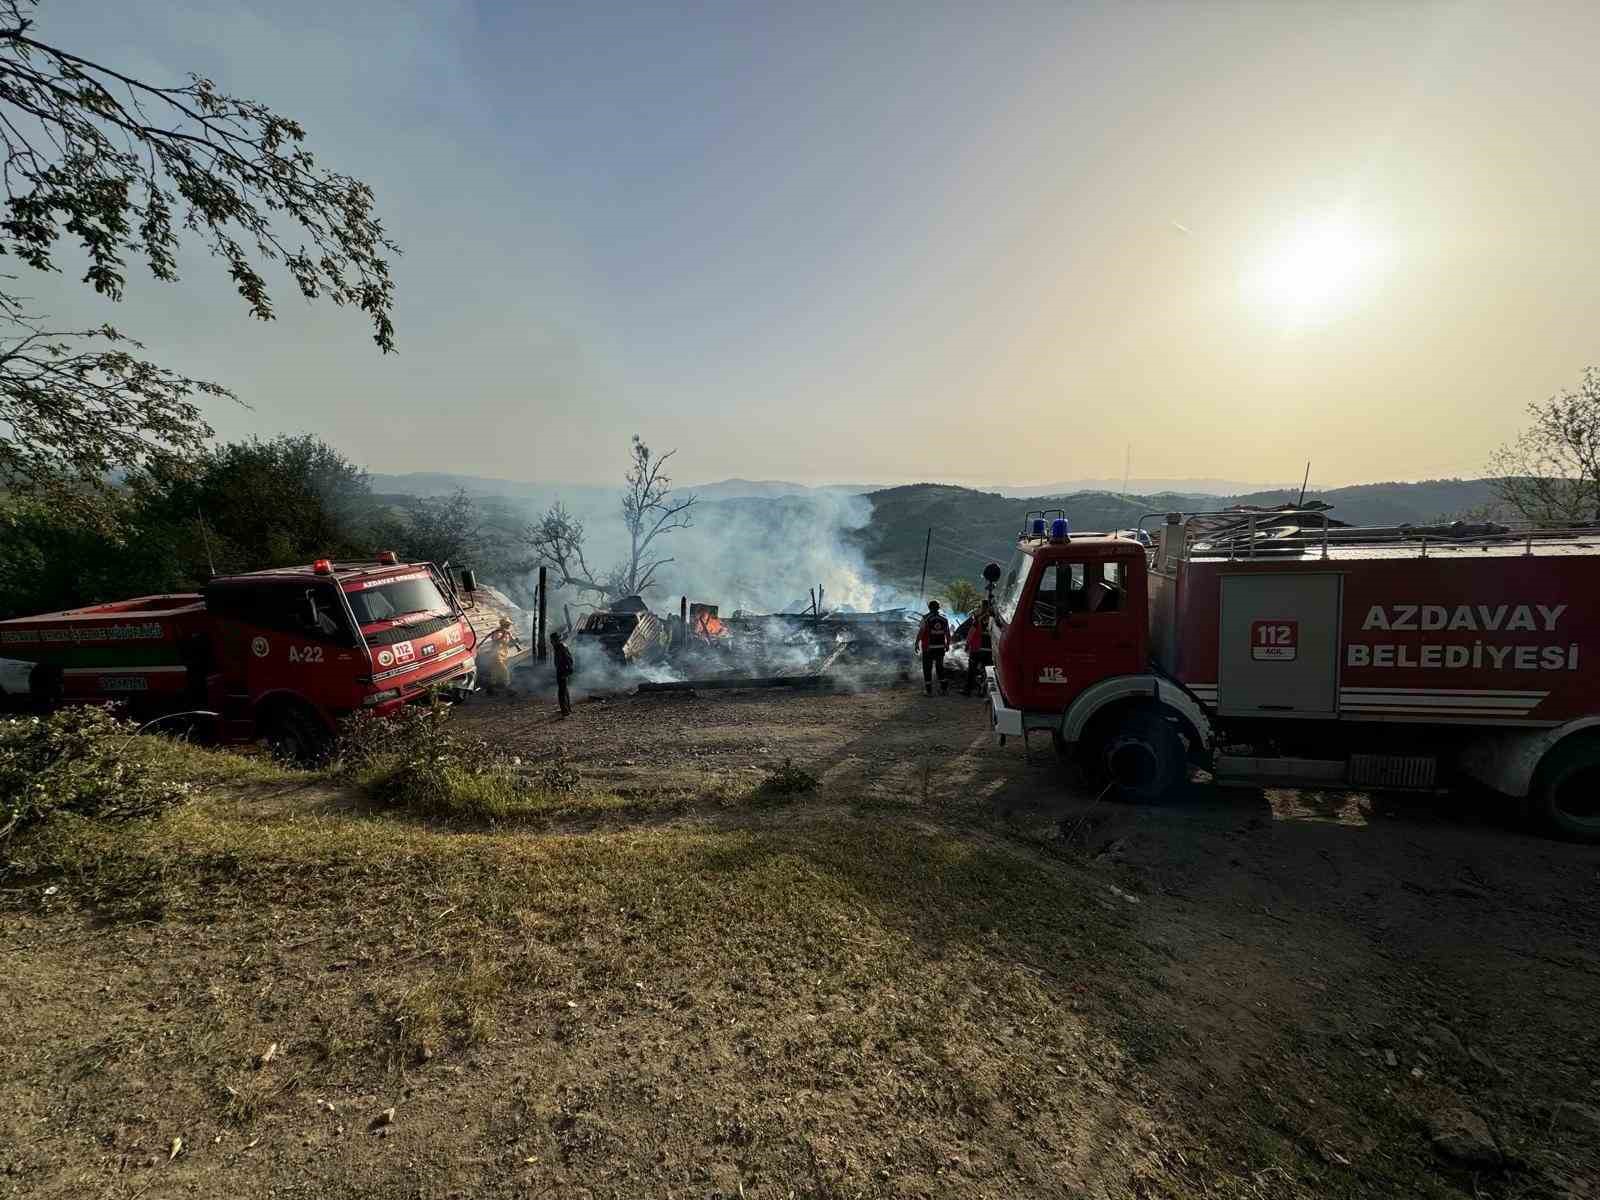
983, 562, 1002, 584
459, 567, 478, 594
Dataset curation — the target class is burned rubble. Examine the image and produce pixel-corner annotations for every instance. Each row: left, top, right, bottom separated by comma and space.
528, 590, 920, 693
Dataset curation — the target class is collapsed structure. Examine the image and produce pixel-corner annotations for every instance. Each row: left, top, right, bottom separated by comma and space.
564, 591, 917, 689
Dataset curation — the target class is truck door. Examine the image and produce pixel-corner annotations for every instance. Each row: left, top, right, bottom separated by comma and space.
210, 583, 360, 721
1011, 555, 1143, 711
1217, 572, 1341, 717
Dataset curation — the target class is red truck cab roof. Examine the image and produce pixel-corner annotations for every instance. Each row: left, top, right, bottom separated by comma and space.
215, 560, 425, 584
1017, 533, 1147, 559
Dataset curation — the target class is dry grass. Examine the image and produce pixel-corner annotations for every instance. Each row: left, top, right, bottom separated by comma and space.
0, 732, 1570, 1199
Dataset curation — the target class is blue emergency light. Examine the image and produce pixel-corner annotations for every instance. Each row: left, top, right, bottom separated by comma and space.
1030, 518, 1047, 537
1050, 517, 1070, 540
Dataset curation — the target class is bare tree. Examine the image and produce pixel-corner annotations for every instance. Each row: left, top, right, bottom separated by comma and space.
616, 435, 695, 596
522, 436, 697, 604
523, 501, 608, 601
0, 1, 397, 523
1489, 368, 1600, 526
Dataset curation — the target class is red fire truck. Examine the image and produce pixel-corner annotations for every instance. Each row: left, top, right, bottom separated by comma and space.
0, 555, 479, 759
984, 510, 1600, 840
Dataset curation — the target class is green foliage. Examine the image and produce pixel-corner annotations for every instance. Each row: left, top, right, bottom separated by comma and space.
0, 319, 228, 528
1, 434, 382, 619
337, 698, 532, 820
137, 435, 378, 578
0, 0, 397, 522
943, 579, 983, 615
372, 488, 532, 587
536, 754, 582, 795
0, 706, 193, 845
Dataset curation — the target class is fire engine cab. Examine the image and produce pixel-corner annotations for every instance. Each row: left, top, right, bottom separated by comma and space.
985, 510, 1600, 841
0, 556, 479, 760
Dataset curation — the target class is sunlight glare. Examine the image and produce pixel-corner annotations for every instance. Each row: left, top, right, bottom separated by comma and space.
1242, 214, 1380, 325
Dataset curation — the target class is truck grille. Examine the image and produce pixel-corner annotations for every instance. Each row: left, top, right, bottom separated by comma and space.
402, 663, 470, 696
366, 615, 456, 645
1350, 754, 1437, 789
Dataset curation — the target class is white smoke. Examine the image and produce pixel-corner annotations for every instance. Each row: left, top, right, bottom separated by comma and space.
478, 482, 932, 692
519, 489, 917, 617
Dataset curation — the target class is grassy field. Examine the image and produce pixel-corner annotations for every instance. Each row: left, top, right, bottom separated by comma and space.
2, 697, 1595, 1198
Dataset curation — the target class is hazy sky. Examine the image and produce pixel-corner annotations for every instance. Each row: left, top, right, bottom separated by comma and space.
23, 1, 1600, 487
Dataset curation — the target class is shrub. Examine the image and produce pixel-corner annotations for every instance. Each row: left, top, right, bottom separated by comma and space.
756, 756, 820, 800
336, 695, 532, 820
0, 706, 193, 844
537, 753, 582, 795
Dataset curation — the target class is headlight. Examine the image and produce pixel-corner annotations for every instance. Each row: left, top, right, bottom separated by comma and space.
361, 688, 401, 707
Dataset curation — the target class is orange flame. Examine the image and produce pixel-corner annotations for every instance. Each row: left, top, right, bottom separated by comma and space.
694, 614, 727, 637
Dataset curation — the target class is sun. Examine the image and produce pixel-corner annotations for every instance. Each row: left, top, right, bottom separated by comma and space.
1242, 213, 1380, 324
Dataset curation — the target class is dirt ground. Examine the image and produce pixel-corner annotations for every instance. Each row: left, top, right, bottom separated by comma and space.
464, 680, 1600, 1191
3, 679, 1598, 1199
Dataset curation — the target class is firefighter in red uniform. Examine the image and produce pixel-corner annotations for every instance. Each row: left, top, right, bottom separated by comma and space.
915, 600, 952, 695
957, 600, 992, 697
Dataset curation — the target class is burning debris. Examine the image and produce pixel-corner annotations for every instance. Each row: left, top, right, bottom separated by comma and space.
555, 590, 918, 693
574, 595, 671, 665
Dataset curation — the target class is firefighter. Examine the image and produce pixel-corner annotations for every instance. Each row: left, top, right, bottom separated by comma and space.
959, 600, 993, 697
551, 630, 575, 717
915, 600, 951, 695
483, 616, 520, 696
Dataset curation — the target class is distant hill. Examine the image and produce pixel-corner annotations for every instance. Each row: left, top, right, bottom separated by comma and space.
986, 477, 1286, 498
685, 478, 880, 501
1221, 479, 1501, 526
366, 472, 878, 506
367, 472, 550, 499
365, 470, 1508, 604
855, 478, 1504, 597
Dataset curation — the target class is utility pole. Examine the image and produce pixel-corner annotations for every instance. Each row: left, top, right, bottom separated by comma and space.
918, 527, 932, 602
537, 566, 548, 660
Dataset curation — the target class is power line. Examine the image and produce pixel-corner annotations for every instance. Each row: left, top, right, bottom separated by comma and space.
928, 533, 1008, 564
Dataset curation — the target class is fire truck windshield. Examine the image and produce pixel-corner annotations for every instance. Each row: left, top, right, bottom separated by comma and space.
347, 577, 450, 626
996, 548, 1033, 624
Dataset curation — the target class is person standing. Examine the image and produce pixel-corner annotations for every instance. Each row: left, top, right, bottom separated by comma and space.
915, 600, 951, 695
482, 616, 520, 696
551, 630, 575, 717
961, 601, 993, 697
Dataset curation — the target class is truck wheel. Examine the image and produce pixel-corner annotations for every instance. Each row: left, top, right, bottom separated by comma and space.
1096, 709, 1185, 802
1534, 737, 1600, 843
262, 702, 330, 766
28, 662, 63, 708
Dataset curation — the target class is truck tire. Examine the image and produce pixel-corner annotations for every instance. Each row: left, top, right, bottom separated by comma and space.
28, 662, 63, 707
1093, 708, 1186, 802
262, 701, 330, 766
1534, 737, 1600, 843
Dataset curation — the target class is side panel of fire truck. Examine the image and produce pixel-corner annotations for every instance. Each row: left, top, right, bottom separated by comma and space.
1145, 533, 1600, 839
1216, 573, 1341, 718
1170, 552, 1599, 726
0, 596, 210, 706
